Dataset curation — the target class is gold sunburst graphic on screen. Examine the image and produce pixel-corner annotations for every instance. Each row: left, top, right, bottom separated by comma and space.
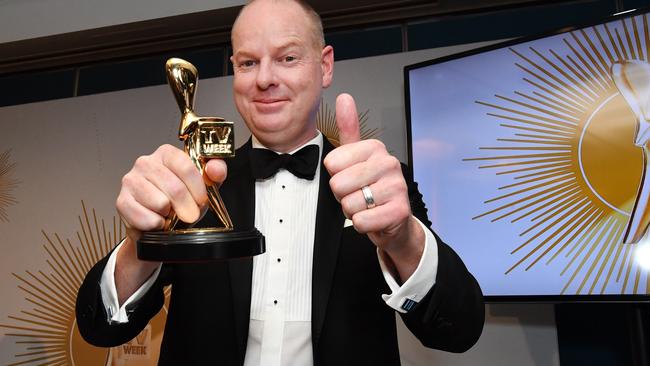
317, 100, 381, 146
0, 201, 170, 365
0, 149, 19, 222
465, 14, 650, 295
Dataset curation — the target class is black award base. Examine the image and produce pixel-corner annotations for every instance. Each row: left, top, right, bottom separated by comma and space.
137, 229, 265, 262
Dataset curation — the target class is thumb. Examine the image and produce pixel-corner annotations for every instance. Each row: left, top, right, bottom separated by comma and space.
204, 159, 228, 187
336, 93, 360, 145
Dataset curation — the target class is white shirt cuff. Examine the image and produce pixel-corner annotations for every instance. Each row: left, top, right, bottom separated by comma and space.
378, 218, 438, 313
99, 239, 162, 323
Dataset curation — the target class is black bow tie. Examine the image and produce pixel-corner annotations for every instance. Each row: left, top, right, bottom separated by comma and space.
250, 144, 319, 180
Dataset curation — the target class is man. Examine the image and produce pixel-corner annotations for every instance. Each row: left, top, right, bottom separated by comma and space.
76, 0, 484, 365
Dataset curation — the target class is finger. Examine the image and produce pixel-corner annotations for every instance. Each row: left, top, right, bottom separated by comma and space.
330, 159, 381, 199
325, 139, 390, 176
204, 159, 228, 187
138, 155, 202, 223
339, 182, 378, 217
126, 175, 172, 218
117, 191, 166, 232
148, 170, 200, 223
160, 148, 208, 208
329, 153, 398, 198
351, 199, 411, 235
336, 93, 360, 145
339, 180, 402, 217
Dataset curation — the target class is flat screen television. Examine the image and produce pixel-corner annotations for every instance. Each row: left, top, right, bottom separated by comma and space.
405, 7, 650, 301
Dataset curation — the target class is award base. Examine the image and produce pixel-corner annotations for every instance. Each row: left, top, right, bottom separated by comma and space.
137, 229, 265, 262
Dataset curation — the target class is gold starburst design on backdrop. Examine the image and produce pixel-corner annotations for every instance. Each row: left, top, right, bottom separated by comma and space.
465, 14, 650, 295
0, 202, 170, 365
0, 149, 19, 222
316, 100, 381, 146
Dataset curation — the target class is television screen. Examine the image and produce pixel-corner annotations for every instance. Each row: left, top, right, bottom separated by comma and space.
405, 8, 650, 299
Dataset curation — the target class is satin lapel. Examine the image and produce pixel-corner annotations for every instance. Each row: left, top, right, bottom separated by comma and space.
224, 140, 255, 362
311, 139, 345, 349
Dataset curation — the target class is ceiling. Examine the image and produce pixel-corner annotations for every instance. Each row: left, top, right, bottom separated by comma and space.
0, 0, 567, 75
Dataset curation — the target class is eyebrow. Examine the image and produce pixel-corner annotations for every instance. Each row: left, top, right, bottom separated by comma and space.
233, 38, 306, 59
231, 49, 255, 60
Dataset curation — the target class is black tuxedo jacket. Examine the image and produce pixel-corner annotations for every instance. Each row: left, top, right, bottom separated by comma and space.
76, 139, 484, 365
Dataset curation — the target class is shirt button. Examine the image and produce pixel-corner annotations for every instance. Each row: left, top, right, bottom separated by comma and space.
277, 258, 281, 263
279, 219, 283, 223
274, 300, 278, 305
282, 185, 286, 189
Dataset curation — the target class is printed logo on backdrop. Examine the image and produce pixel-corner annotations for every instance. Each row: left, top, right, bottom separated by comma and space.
0, 149, 19, 223
0, 202, 171, 366
465, 14, 650, 295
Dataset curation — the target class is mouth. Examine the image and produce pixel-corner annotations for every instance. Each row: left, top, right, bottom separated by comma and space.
252, 98, 289, 112
253, 98, 289, 104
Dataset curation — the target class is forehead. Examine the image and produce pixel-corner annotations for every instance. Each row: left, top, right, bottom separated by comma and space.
231, 0, 318, 51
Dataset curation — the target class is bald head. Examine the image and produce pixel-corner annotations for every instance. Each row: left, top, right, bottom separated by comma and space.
228, 0, 335, 152
232, 0, 325, 51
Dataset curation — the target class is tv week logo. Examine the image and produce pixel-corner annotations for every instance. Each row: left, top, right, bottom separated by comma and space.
114, 325, 152, 361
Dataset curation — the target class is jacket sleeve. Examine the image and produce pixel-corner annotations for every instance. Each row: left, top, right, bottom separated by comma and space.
399, 164, 485, 352
75, 248, 170, 347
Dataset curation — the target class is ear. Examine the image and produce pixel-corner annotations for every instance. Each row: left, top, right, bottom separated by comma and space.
229, 55, 236, 72
321, 45, 334, 88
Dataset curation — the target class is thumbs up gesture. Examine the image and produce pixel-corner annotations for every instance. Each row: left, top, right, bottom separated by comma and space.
324, 93, 424, 281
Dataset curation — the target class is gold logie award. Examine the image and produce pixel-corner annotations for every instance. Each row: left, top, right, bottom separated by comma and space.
612, 60, 650, 244
137, 58, 265, 262
165, 59, 233, 233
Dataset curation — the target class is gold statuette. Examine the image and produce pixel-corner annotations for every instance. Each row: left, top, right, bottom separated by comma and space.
612, 60, 650, 244
137, 58, 265, 262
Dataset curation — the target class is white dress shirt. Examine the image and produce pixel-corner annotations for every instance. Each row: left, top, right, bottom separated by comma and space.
100, 132, 438, 366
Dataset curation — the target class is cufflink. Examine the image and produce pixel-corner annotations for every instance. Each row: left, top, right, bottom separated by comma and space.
401, 298, 418, 312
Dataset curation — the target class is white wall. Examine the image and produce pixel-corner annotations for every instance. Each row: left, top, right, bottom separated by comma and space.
0, 0, 245, 43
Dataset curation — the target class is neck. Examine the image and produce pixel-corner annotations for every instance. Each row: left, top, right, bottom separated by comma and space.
255, 129, 319, 153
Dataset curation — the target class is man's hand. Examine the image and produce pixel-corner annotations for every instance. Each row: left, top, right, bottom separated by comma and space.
114, 144, 227, 304
117, 144, 228, 242
323, 94, 424, 282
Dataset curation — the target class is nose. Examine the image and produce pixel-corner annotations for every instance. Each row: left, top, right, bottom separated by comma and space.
256, 59, 277, 90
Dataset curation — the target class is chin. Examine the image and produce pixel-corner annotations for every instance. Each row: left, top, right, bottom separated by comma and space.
249, 112, 293, 130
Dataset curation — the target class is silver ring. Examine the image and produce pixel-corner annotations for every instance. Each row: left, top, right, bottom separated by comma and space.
361, 185, 376, 209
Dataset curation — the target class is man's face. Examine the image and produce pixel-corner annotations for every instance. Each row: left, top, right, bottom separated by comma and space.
230, 0, 333, 152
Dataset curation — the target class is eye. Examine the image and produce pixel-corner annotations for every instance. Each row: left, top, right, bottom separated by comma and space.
239, 60, 257, 68
283, 55, 297, 63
